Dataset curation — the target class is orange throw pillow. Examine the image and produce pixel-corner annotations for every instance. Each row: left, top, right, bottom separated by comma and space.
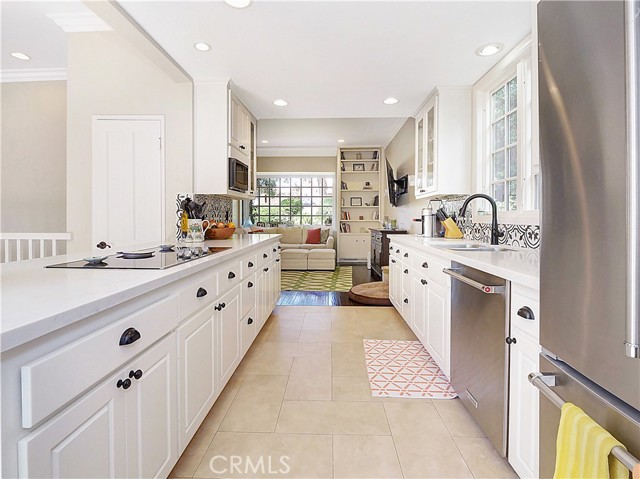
305, 228, 321, 244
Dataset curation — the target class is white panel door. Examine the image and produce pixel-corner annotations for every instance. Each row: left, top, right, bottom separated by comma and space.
217, 285, 242, 388
92, 117, 164, 248
426, 281, 449, 376
411, 274, 428, 342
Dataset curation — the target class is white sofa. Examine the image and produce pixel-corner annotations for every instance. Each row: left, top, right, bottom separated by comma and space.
264, 226, 335, 270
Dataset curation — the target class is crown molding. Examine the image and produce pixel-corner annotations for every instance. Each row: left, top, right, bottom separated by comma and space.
0, 68, 67, 83
257, 146, 338, 157
46, 12, 112, 33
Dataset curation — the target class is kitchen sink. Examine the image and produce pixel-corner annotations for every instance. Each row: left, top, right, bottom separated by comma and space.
446, 244, 518, 253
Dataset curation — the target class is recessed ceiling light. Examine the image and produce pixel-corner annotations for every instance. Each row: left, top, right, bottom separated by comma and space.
337, 139, 345, 143
273, 99, 288, 107
224, 0, 251, 8
476, 43, 503, 56
383, 97, 399, 105
11, 52, 30, 61
194, 42, 211, 52
261, 140, 269, 144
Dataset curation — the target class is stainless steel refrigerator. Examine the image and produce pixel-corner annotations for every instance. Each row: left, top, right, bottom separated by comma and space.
537, 1, 640, 477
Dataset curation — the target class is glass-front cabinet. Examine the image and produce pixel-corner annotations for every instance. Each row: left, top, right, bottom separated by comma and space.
415, 96, 438, 198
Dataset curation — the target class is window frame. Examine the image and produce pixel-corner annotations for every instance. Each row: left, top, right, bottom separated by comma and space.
472, 35, 540, 225
252, 172, 335, 227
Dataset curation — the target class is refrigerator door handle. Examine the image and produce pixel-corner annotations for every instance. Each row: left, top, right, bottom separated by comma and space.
625, 0, 640, 359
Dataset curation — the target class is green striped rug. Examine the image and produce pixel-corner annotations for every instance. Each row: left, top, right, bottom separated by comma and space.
281, 267, 353, 292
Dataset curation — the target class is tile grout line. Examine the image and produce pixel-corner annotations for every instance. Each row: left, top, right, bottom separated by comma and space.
381, 401, 407, 479
432, 404, 477, 478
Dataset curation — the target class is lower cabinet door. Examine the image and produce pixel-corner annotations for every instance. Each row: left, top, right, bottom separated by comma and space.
242, 275, 256, 318
217, 284, 242, 388
508, 327, 540, 479
18, 373, 127, 478
426, 281, 450, 377
411, 273, 429, 343
126, 334, 178, 479
177, 307, 216, 452
241, 308, 257, 355
389, 257, 400, 308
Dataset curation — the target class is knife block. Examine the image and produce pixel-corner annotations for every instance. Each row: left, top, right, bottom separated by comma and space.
442, 218, 464, 239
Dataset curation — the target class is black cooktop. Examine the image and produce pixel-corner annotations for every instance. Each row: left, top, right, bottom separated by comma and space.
46, 246, 232, 270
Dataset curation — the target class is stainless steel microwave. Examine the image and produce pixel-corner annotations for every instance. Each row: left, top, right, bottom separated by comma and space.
229, 157, 249, 192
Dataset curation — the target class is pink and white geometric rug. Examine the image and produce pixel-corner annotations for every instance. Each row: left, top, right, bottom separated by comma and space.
364, 339, 457, 399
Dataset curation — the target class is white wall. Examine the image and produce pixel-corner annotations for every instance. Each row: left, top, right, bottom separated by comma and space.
257, 156, 336, 173
1, 81, 67, 233
384, 117, 431, 234
66, 31, 192, 253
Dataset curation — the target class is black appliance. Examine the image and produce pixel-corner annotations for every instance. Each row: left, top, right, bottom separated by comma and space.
229, 157, 249, 192
386, 159, 408, 207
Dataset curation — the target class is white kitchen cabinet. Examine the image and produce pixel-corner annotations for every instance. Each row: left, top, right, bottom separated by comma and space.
18, 334, 177, 479
414, 86, 472, 199
194, 81, 257, 198
410, 273, 428, 343
177, 306, 216, 453
241, 310, 257, 356
388, 254, 401, 310
426, 281, 450, 377
338, 233, 370, 262
217, 284, 242, 389
508, 284, 540, 479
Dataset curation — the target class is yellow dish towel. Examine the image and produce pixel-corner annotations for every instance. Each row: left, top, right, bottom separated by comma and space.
554, 402, 629, 479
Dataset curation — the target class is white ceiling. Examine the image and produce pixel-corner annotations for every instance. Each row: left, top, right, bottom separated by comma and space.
119, 0, 532, 120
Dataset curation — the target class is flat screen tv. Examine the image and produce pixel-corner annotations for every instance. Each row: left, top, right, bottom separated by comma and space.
386, 159, 408, 207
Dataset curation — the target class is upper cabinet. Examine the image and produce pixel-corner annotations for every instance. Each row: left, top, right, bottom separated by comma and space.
194, 82, 257, 199
414, 87, 472, 199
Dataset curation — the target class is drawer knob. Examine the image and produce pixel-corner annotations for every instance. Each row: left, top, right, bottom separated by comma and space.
196, 287, 208, 298
517, 307, 535, 321
129, 369, 143, 380
506, 337, 517, 345
117, 378, 132, 390
263, 253, 268, 258
391, 259, 396, 264
404, 253, 409, 258
421, 279, 427, 285
404, 269, 408, 274
221, 302, 226, 309
228, 271, 236, 279
273, 248, 277, 252
264, 267, 269, 272
404, 298, 409, 304
396, 249, 400, 253
248, 317, 254, 325
276, 258, 280, 263
214, 305, 221, 311
248, 281, 254, 288
422, 262, 429, 269
248, 261, 254, 268
119, 327, 141, 346
278, 245, 281, 250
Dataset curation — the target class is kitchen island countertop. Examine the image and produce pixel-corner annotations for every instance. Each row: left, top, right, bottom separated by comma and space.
0, 234, 281, 353
389, 235, 539, 289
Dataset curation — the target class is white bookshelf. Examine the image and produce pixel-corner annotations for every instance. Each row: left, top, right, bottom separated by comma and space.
337, 147, 384, 262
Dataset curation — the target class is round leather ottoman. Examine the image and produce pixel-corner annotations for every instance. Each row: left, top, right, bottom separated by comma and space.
348, 281, 392, 306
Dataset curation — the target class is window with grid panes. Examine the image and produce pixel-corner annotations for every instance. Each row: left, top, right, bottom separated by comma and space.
252, 175, 334, 226
490, 76, 519, 211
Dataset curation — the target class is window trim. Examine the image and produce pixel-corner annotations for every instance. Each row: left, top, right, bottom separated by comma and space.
472, 35, 539, 226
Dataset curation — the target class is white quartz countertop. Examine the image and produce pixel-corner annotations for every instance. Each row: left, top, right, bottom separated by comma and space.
390, 236, 539, 289
0, 235, 281, 353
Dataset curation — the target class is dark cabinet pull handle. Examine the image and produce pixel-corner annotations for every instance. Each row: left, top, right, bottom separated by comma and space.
228, 271, 236, 279
517, 307, 535, 321
221, 302, 226, 309
264, 267, 269, 272
248, 261, 254, 268
506, 337, 517, 345
273, 248, 277, 252
196, 287, 207, 298
421, 279, 427, 285
214, 305, 221, 311
404, 253, 408, 258
422, 262, 429, 269
396, 249, 400, 253
391, 259, 396, 264
276, 258, 280, 262
263, 253, 268, 258
403, 298, 409, 304
117, 378, 132, 389
239, 145, 246, 150
248, 317, 254, 325
248, 281, 254, 288
96, 241, 111, 250
129, 369, 143, 380
404, 269, 408, 274
119, 327, 141, 346
278, 245, 281, 250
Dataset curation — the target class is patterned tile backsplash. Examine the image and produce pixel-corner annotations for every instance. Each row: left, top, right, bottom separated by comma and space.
437, 195, 541, 249
175, 193, 233, 238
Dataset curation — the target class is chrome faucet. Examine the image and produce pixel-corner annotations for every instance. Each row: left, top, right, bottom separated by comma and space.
459, 194, 504, 245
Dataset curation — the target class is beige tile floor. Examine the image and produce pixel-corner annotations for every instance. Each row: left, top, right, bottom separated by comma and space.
170, 306, 517, 479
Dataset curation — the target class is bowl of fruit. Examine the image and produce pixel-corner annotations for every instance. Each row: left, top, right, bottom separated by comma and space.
205, 222, 236, 240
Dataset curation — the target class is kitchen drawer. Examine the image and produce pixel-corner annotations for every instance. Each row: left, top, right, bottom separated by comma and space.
242, 253, 258, 279
218, 259, 243, 295
178, 271, 218, 320
241, 275, 256, 318
21, 295, 178, 428
258, 247, 272, 267
510, 284, 540, 341
414, 251, 449, 288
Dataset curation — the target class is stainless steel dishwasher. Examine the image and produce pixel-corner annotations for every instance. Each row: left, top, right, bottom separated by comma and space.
444, 262, 510, 456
